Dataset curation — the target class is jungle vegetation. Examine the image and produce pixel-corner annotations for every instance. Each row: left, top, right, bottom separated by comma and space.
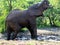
0, 0, 60, 33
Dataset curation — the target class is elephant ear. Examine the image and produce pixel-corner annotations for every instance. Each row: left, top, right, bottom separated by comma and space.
28, 3, 41, 15
28, 0, 44, 15
28, 0, 49, 16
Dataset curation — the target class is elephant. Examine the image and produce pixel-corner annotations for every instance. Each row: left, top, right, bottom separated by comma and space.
5, 0, 50, 40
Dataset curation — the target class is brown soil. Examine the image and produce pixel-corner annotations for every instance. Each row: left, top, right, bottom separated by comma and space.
0, 40, 60, 45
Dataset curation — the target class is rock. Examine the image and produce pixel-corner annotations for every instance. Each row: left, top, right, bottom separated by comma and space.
0, 33, 4, 39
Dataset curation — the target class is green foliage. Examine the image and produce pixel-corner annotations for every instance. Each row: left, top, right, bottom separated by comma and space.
0, 0, 60, 33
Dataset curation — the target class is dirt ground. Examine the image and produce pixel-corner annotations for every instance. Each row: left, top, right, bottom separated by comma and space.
0, 27, 60, 45
0, 40, 60, 45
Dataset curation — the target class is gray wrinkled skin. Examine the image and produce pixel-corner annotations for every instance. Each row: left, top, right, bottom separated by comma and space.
6, 0, 50, 40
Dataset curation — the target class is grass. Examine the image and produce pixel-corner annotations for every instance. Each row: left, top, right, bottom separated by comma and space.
0, 40, 60, 45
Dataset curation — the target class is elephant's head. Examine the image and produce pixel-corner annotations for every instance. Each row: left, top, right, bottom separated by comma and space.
28, 0, 50, 17
40, 0, 50, 10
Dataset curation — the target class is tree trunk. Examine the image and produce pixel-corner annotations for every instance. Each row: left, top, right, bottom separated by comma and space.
48, 16, 57, 27
8, 0, 12, 11
48, 16, 53, 26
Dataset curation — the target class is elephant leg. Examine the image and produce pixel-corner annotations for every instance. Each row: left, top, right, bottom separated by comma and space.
11, 31, 18, 40
11, 24, 21, 40
7, 26, 12, 40
27, 20, 37, 40
29, 28, 37, 39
